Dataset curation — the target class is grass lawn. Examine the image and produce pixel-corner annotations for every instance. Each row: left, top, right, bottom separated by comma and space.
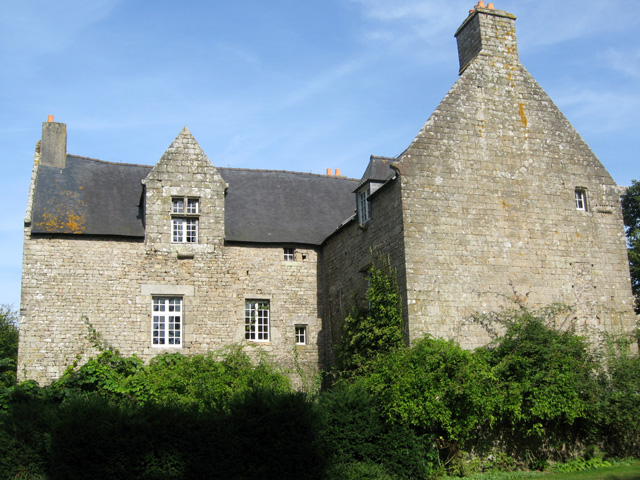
546, 462, 640, 480
444, 461, 640, 480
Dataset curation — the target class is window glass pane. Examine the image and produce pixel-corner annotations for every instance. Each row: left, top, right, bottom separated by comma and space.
172, 219, 184, 242
172, 199, 184, 213
186, 219, 198, 243
187, 199, 199, 214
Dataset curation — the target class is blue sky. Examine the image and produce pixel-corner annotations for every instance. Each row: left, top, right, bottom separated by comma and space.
2, 0, 639, 311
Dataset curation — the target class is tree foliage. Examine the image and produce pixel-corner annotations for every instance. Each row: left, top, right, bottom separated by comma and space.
0, 305, 18, 388
621, 179, 640, 313
337, 255, 404, 373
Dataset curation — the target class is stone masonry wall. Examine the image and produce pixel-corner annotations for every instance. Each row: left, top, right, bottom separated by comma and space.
19, 128, 322, 386
19, 234, 321, 385
394, 9, 636, 348
321, 177, 407, 366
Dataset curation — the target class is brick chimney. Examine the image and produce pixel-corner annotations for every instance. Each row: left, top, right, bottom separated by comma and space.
454, 3, 518, 74
40, 115, 67, 168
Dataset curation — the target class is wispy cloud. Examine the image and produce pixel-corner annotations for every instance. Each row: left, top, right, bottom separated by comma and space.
556, 87, 640, 134
279, 58, 368, 109
601, 47, 640, 79
0, 0, 120, 57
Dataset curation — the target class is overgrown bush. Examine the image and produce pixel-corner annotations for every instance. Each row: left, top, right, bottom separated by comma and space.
360, 336, 496, 467
318, 381, 439, 479
474, 305, 598, 463
46, 389, 324, 480
594, 336, 640, 457
337, 255, 404, 374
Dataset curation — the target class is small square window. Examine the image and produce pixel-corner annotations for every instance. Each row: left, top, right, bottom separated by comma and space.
284, 248, 295, 261
575, 189, 587, 211
295, 325, 307, 345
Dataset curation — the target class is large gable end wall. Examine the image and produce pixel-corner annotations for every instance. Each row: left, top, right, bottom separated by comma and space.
394, 5, 635, 348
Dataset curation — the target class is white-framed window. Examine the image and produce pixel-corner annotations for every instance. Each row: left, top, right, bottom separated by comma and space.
295, 325, 307, 345
575, 189, 587, 211
245, 300, 269, 342
357, 186, 371, 224
284, 248, 295, 261
172, 197, 199, 243
152, 296, 182, 347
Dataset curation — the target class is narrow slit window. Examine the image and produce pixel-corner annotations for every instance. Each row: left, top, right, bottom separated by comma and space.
575, 189, 587, 211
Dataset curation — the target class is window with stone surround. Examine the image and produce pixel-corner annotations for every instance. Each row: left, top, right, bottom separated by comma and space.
295, 325, 307, 345
152, 296, 182, 347
357, 186, 371, 224
575, 188, 587, 211
245, 300, 269, 342
284, 248, 295, 261
172, 197, 199, 243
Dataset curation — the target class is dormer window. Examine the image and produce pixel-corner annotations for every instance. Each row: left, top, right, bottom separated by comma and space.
172, 197, 199, 243
357, 186, 371, 224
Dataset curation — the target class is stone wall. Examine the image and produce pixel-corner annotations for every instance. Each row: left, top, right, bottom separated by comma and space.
19, 128, 322, 386
394, 8, 636, 348
19, 234, 321, 385
321, 177, 407, 366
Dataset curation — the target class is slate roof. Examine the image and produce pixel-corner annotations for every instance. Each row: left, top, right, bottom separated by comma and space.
219, 168, 358, 245
31, 155, 150, 237
30, 155, 358, 245
355, 155, 396, 190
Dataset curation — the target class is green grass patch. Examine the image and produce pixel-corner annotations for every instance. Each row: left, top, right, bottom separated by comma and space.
442, 460, 640, 480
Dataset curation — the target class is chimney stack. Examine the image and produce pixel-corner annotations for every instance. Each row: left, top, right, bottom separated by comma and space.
455, 4, 518, 74
40, 116, 67, 168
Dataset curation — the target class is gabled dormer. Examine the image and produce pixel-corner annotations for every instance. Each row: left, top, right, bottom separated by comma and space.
142, 127, 227, 254
355, 156, 396, 225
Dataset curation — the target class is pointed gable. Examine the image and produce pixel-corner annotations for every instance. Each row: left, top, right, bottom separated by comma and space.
393, 4, 632, 345
143, 127, 227, 249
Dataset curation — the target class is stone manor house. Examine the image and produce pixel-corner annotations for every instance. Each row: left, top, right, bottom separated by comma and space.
19, 4, 637, 384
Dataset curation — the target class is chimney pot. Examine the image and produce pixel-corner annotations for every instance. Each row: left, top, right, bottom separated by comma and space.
487, 2, 494, 8
47, 115, 54, 122
477, 1, 486, 7
335, 168, 341, 176
326, 168, 332, 176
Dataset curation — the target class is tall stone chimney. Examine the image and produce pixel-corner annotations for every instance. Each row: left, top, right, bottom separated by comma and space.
454, 3, 518, 74
40, 115, 67, 168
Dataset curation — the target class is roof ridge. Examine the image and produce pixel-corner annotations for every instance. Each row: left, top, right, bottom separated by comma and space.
66, 154, 152, 169
218, 166, 358, 181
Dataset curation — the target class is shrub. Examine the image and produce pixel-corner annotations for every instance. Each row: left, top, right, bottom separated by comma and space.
337, 255, 404, 374
130, 347, 291, 412
318, 381, 438, 479
360, 336, 496, 467
594, 337, 640, 457
475, 305, 598, 462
